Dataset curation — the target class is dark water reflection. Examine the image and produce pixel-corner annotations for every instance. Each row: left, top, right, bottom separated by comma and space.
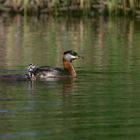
0, 16, 140, 140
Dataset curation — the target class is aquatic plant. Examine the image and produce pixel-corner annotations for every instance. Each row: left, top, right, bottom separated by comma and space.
0, 0, 140, 17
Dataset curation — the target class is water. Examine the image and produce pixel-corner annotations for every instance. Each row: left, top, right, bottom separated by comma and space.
0, 16, 140, 140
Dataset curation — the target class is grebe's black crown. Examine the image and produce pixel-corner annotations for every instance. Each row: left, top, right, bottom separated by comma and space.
64, 50, 78, 56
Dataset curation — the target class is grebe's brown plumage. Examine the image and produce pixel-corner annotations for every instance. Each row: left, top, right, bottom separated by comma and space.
28, 50, 82, 80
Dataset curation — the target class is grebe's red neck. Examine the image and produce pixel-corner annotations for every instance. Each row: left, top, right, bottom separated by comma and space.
63, 58, 77, 77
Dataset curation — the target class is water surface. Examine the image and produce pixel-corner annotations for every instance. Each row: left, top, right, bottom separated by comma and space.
0, 16, 140, 140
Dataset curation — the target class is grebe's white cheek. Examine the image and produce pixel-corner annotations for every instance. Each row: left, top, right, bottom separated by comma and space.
64, 54, 72, 61
64, 54, 78, 61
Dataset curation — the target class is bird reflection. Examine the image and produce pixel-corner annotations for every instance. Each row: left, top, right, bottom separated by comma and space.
27, 77, 76, 96
62, 77, 76, 96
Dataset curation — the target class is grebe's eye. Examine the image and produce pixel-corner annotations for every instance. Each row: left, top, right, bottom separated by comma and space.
71, 51, 77, 56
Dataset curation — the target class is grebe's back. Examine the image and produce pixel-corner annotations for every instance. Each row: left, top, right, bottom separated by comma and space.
34, 66, 66, 77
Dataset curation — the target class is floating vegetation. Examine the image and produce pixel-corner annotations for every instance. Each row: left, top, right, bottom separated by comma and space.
0, 0, 140, 17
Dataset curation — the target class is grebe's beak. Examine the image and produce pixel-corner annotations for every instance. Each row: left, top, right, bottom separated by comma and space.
72, 55, 84, 62
76, 55, 84, 59
79, 55, 84, 59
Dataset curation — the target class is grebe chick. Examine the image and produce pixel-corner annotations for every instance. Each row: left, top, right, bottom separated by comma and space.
28, 50, 83, 81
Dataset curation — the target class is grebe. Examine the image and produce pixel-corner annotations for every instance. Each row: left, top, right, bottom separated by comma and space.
28, 50, 83, 81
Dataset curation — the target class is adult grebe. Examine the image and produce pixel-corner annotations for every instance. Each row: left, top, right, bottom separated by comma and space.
28, 50, 83, 81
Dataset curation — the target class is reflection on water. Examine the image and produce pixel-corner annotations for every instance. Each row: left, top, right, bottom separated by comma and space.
28, 77, 76, 95
0, 15, 140, 140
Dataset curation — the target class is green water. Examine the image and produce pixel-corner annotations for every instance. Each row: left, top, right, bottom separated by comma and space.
0, 16, 140, 140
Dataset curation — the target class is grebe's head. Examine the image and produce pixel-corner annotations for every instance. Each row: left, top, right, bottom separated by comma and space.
63, 50, 82, 62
